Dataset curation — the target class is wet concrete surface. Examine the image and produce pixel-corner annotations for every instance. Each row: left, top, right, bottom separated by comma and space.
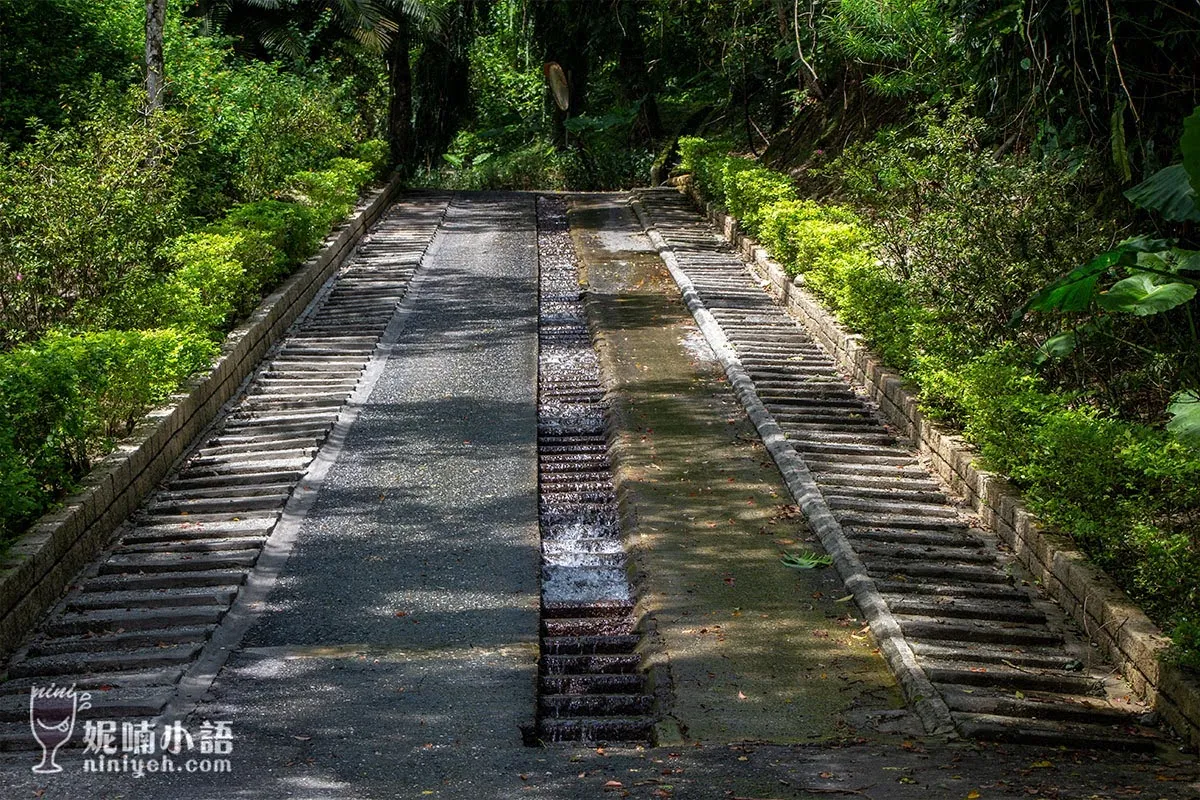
567, 193, 908, 745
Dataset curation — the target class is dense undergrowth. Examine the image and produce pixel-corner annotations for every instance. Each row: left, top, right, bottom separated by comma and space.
679, 124, 1200, 668
0, 0, 389, 549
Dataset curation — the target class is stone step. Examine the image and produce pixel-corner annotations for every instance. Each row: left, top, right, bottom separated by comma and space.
952, 712, 1160, 752
25, 628, 213, 659
45, 607, 226, 637
81, 569, 248, 593
885, 596, 1045, 624
6, 643, 202, 680
99, 551, 259, 576
67, 586, 236, 611
900, 617, 1063, 648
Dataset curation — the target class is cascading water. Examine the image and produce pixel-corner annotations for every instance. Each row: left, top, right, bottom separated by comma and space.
533, 196, 654, 744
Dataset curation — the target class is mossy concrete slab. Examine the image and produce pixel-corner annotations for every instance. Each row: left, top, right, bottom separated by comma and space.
568, 194, 906, 745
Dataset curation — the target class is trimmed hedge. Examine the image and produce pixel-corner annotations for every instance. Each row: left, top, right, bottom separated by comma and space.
0, 330, 216, 536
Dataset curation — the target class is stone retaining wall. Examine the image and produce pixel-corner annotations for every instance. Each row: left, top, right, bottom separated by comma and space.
0, 175, 404, 661
673, 177, 1200, 750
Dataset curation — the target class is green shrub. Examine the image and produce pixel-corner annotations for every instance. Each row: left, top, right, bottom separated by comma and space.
677, 137, 746, 204
724, 167, 797, 234
0, 97, 185, 344
350, 139, 390, 179
758, 201, 862, 268
828, 257, 923, 372
163, 14, 363, 217
1006, 410, 1200, 643
831, 103, 1110, 355
677, 136, 727, 174
0, 329, 216, 542
0, 0, 142, 144
151, 232, 260, 336
434, 142, 566, 191
217, 200, 322, 284
286, 157, 373, 227
763, 211, 871, 278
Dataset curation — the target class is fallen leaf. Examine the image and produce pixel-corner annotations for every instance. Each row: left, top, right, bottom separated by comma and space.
292, 735, 312, 741
966, 791, 981, 799
1030, 760, 1052, 768
603, 780, 624, 789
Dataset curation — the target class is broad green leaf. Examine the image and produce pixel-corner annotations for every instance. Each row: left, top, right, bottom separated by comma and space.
1125, 164, 1200, 222
1014, 237, 1168, 322
1167, 391, 1200, 444
1176, 249, 1200, 273
1096, 274, 1196, 315
1014, 258, 1111, 321
1182, 106, 1200, 199
1033, 330, 1077, 364
1017, 237, 1156, 321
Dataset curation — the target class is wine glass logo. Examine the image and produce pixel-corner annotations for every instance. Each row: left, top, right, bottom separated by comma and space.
29, 684, 91, 774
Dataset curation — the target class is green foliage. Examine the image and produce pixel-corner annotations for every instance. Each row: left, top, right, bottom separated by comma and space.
166, 20, 360, 216
285, 156, 374, 227
758, 201, 869, 276
833, 104, 1111, 354
821, 0, 958, 97
724, 167, 797, 235
677, 137, 727, 174
0, 97, 186, 344
433, 141, 566, 191
1017, 109, 1200, 427
217, 200, 323, 282
0, 329, 216, 541
1125, 165, 1200, 223
468, 30, 544, 132
780, 550, 833, 569
0, 0, 142, 143
1168, 391, 1200, 444
350, 139, 391, 179
152, 232, 259, 336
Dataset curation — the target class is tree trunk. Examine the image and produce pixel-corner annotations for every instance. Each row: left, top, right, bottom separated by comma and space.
413, 0, 479, 166
145, 0, 166, 112
617, 0, 663, 141
387, 18, 413, 174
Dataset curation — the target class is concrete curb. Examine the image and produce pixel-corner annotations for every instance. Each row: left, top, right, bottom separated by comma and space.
672, 176, 1200, 750
628, 194, 956, 738
0, 173, 406, 662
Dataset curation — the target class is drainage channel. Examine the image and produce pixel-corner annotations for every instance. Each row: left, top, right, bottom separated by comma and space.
0, 194, 449, 750
633, 188, 1164, 751
534, 195, 654, 744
